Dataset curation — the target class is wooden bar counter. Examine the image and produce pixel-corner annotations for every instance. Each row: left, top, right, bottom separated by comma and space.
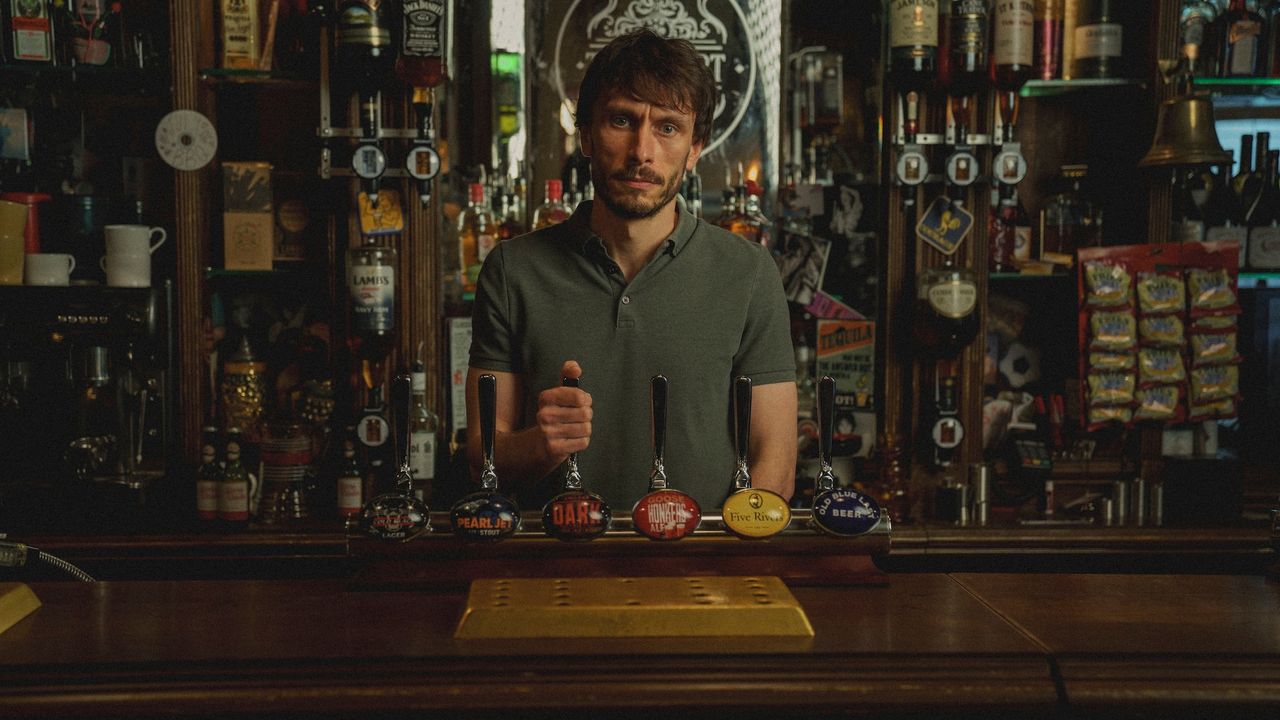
1, 569, 1278, 717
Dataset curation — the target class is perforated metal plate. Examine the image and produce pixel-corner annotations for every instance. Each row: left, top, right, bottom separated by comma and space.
455, 576, 813, 639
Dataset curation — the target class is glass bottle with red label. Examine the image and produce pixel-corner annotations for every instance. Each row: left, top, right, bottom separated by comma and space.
458, 182, 496, 294
531, 179, 572, 230
3, 0, 56, 64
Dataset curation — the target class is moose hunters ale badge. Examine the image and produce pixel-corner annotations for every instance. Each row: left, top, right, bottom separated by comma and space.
632, 375, 702, 541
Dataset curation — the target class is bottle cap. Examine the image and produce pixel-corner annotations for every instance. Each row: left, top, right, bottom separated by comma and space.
546, 179, 563, 201
469, 183, 485, 203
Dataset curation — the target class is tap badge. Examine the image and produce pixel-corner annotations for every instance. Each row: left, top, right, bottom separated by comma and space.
451, 492, 521, 541
553, 0, 756, 155
633, 490, 702, 541
811, 488, 882, 537
543, 491, 612, 541
721, 490, 791, 539
360, 494, 430, 541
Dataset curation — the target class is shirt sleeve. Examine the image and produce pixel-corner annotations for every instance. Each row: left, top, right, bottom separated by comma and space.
469, 245, 521, 373
733, 246, 797, 385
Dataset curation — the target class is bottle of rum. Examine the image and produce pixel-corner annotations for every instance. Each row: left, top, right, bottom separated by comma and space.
346, 234, 397, 362
458, 182, 496, 294
531, 179, 572, 230
888, 0, 939, 91
196, 426, 223, 524
408, 358, 439, 503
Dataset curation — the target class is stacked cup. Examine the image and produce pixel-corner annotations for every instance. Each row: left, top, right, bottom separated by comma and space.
100, 224, 166, 287
0, 199, 26, 285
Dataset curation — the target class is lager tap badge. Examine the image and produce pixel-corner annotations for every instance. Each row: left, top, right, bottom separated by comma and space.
542, 376, 613, 541
810, 376, 882, 537
450, 374, 521, 541
359, 373, 431, 541
720, 376, 792, 538
632, 375, 702, 540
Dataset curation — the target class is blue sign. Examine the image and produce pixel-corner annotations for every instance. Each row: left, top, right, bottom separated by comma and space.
811, 488, 882, 537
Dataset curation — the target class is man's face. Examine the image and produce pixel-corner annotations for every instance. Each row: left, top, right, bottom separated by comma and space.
580, 92, 703, 220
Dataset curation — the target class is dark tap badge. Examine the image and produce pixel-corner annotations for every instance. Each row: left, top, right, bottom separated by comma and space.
811, 488, 882, 537
360, 494, 430, 541
451, 493, 521, 541
542, 491, 612, 541
632, 490, 702, 541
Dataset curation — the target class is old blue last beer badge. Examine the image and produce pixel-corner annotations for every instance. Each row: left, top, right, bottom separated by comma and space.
450, 374, 521, 541
811, 376, 882, 537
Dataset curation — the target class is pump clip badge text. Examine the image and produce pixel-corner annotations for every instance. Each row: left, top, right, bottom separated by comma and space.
917, 196, 973, 256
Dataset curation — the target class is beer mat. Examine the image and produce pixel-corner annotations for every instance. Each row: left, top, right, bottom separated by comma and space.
454, 576, 813, 639
0, 583, 41, 636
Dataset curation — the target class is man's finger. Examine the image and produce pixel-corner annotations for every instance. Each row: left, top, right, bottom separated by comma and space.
560, 359, 583, 381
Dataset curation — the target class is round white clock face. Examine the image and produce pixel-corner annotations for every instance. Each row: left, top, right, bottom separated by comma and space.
154, 110, 218, 171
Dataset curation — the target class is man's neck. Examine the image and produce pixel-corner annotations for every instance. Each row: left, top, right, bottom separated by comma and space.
589, 199, 680, 282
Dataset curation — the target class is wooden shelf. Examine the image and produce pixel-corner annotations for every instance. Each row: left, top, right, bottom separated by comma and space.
198, 68, 318, 90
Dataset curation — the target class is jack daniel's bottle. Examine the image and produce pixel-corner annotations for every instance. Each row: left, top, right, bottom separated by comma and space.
914, 259, 980, 359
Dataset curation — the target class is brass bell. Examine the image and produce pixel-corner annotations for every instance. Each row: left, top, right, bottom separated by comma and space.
1139, 93, 1231, 167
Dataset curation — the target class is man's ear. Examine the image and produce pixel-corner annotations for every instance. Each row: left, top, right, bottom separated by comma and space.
686, 140, 703, 171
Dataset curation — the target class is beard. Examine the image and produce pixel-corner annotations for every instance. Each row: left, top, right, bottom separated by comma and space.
593, 156, 688, 220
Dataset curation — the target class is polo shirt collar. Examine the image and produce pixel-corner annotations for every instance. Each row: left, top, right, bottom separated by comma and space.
567, 195, 698, 262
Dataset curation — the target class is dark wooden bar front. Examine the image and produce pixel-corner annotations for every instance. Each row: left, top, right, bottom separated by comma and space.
1, 569, 1277, 718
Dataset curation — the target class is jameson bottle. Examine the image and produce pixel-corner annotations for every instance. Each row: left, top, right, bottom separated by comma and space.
196, 426, 223, 524
347, 235, 397, 362
395, 0, 449, 88
1070, 0, 1123, 79
944, 0, 990, 96
888, 0, 939, 90
991, 0, 1035, 90
3, 0, 56, 64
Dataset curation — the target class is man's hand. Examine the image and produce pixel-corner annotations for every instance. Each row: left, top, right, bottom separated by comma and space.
534, 360, 592, 460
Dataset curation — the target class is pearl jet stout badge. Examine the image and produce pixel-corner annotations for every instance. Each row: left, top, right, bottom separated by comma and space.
542, 376, 612, 541
450, 374, 521, 541
632, 375, 702, 541
810, 376, 882, 537
359, 374, 431, 541
720, 376, 791, 539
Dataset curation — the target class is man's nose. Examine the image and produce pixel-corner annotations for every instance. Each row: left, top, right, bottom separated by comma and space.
628, 122, 657, 163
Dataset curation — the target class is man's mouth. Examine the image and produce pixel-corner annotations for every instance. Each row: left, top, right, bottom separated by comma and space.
613, 171, 662, 187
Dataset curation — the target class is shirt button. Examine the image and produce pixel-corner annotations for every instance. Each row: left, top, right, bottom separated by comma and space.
621, 295, 631, 305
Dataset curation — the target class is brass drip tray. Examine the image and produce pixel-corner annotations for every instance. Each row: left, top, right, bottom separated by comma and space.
455, 576, 813, 639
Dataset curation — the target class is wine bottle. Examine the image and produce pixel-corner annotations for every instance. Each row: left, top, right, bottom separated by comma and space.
1071, 0, 1123, 80
945, 0, 991, 96
888, 0, 940, 90
992, 0, 1035, 90
1220, 0, 1265, 78
1205, 156, 1249, 266
1233, 133, 1255, 198
1248, 147, 1280, 269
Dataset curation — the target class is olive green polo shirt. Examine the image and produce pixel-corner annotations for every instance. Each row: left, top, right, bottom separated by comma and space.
469, 198, 795, 511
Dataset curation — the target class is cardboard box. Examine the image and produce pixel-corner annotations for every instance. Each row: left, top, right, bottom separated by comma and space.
224, 212, 274, 270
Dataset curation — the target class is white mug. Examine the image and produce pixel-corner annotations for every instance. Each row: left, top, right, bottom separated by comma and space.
25, 253, 76, 286
100, 252, 151, 287
104, 224, 166, 257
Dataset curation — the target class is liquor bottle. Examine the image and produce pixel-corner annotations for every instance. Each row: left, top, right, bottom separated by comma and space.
1172, 169, 1206, 244
219, 427, 253, 529
944, 0, 991, 96
1243, 132, 1270, 229
457, 182, 496, 294
395, 0, 449, 88
407, 358, 439, 503
992, 0, 1035, 90
1071, 0, 1123, 79
346, 234, 397, 362
1219, 0, 1265, 77
1182, 0, 1218, 77
1233, 133, 1255, 197
888, 0, 940, 90
1034, 0, 1064, 80
2, 0, 56, 64
726, 190, 772, 248
1205, 156, 1249, 261
497, 190, 525, 241
335, 426, 364, 519
1041, 164, 1095, 258
531, 179, 571, 230
1250, 148, 1280, 269
196, 426, 223, 524
1267, 0, 1280, 76
990, 183, 1021, 272
914, 259, 981, 358
334, 0, 395, 86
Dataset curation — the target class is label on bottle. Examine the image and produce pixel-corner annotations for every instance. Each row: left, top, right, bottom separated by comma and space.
889, 0, 938, 49
197, 479, 220, 519
993, 1, 1034, 67
402, 0, 445, 57
476, 232, 497, 261
348, 264, 395, 332
410, 430, 436, 480
338, 474, 363, 516
1228, 21, 1261, 76
1248, 225, 1280, 269
1205, 224, 1247, 268
10, 0, 53, 62
953, 0, 989, 55
218, 480, 249, 521
927, 279, 978, 319
1073, 23, 1122, 60
219, 0, 260, 69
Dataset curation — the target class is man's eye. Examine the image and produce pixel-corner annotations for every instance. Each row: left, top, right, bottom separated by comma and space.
660, 124, 678, 135
610, 116, 630, 127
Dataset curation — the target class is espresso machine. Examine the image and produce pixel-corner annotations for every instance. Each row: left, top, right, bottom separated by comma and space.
0, 282, 173, 532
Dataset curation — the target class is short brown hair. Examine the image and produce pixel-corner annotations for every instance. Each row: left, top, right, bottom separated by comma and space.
575, 29, 717, 147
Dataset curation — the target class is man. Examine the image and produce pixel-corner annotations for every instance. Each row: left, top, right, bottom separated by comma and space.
466, 29, 796, 512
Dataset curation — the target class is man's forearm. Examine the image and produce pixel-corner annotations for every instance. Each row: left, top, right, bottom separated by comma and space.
750, 447, 797, 501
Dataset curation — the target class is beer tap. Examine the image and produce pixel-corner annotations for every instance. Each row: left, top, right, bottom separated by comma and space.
404, 86, 442, 208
